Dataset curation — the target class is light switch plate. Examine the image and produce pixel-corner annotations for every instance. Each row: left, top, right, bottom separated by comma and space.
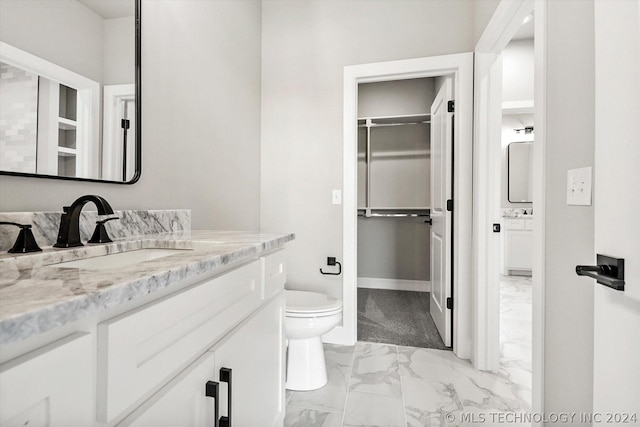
332, 189, 342, 205
567, 167, 592, 206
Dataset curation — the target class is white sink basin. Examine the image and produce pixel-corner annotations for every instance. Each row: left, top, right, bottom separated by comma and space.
52, 248, 190, 270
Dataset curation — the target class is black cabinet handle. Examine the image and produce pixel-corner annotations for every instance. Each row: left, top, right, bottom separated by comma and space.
205, 380, 220, 427
220, 368, 232, 427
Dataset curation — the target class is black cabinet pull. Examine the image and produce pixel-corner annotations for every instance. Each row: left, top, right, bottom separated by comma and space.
205, 380, 220, 427
220, 368, 232, 427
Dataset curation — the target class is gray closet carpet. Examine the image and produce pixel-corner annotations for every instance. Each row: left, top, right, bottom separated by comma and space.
357, 288, 449, 350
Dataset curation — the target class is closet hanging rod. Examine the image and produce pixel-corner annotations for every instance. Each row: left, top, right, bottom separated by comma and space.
357, 121, 430, 128
357, 212, 430, 218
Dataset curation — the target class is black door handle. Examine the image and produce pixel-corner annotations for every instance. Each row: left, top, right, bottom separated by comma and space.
576, 254, 625, 291
220, 368, 232, 427
205, 381, 220, 427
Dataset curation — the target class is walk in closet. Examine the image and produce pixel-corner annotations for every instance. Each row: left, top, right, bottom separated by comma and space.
356, 77, 450, 349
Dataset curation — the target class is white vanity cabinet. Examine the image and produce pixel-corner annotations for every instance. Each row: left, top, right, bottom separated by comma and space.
0, 247, 287, 427
501, 218, 533, 275
0, 332, 93, 427
119, 294, 285, 427
97, 260, 264, 422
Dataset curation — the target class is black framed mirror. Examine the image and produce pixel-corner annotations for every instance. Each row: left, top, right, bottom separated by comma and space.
0, 0, 141, 184
507, 141, 533, 203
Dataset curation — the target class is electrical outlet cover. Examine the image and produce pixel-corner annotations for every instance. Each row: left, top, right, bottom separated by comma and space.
567, 167, 592, 206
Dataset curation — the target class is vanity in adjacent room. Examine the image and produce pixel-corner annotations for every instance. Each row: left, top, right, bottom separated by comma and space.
501, 213, 533, 275
500, 142, 533, 275
500, 140, 533, 276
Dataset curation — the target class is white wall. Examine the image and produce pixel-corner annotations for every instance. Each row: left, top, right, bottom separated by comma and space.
103, 16, 135, 86
501, 113, 534, 208
0, 0, 104, 83
358, 78, 435, 118
543, 0, 595, 418
261, 0, 475, 298
500, 39, 534, 208
502, 39, 534, 103
473, 0, 501, 45
0, 0, 263, 231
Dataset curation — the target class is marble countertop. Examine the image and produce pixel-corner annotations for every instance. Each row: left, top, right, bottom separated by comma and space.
0, 230, 294, 346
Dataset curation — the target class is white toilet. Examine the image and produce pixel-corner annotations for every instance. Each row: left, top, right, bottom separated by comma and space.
285, 290, 342, 391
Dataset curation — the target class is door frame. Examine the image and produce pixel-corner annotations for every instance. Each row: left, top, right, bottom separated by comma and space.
329, 53, 473, 360
473, 0, 545, 419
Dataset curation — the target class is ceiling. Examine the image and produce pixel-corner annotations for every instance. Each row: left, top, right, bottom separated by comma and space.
512, 15, 535, 41
77, 0, 133, 19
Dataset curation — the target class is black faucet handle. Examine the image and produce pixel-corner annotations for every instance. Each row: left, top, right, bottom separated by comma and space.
0, 222, 43, 254
88, 217, 119, 244
97, 216, 120, 225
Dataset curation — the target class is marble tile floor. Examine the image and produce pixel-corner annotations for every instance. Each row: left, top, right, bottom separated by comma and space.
284, 276, 532, 427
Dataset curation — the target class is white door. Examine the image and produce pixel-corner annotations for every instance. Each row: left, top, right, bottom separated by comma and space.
430, 77, 453, 347
592, 0, 640, 416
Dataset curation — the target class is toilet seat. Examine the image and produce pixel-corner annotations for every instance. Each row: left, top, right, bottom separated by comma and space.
286, 290, 342, 317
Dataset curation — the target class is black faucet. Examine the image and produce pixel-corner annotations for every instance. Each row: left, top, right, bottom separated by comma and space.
54, 195, 115, 248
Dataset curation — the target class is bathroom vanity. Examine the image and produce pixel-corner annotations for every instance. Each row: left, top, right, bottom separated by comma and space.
0, 227, 293, 427
501, 216, 533, 275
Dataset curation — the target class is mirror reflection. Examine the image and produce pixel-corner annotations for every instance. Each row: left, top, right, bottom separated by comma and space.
0, 0, 138, 182
508, 141, 533, 203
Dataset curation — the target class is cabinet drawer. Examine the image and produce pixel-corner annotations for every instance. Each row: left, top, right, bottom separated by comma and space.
261, 250, 286, 300
0, 333, 92, 427
524, 219, 533, 230
97, 260, 261, 422
505, 219, 525, 230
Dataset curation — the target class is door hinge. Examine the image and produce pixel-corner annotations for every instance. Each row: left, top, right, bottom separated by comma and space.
446, 297, 453, 310
446, 199, 453, 212
447, 100, 455, 113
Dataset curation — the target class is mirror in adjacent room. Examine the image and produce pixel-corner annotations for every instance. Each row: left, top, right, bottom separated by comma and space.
0, 0, 140, 183
508, 141, 533, 203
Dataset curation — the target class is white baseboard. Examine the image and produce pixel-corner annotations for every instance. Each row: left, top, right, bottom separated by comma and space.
357, 277, 431, 293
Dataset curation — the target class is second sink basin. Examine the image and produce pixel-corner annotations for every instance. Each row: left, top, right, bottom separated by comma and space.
52, 248, 190, 270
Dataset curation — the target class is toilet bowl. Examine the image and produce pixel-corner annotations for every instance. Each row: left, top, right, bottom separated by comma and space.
285, 290, 342, 391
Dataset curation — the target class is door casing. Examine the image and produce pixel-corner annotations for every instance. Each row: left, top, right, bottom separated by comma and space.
330, 53, 473, 360
473, 0, 545, 421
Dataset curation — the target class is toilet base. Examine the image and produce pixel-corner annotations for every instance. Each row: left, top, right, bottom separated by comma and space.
286, 337, 327, 391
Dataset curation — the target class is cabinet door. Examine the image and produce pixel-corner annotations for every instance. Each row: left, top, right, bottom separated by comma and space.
98, 260, 261, 422
505, 230, 533, 270
0, 333, 92, 427
213, 293, 285, 427
119, 352, 217, 427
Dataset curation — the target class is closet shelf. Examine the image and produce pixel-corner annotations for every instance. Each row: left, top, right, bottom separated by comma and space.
358, 113, 431, 128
